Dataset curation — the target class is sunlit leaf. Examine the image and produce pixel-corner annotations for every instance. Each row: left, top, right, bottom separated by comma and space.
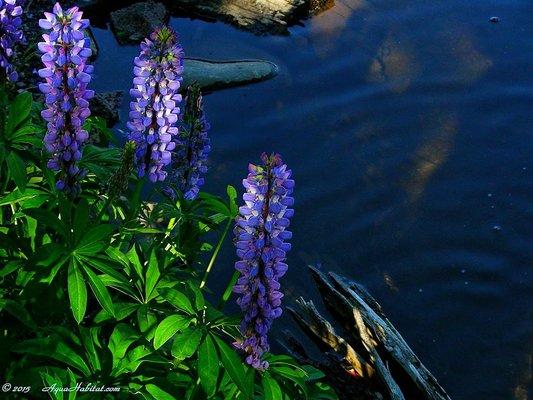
153, 314, 191, 350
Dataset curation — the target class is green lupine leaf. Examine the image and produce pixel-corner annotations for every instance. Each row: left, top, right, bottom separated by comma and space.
0, 299, 37, 329
6, 92, 32, 136
145, 250, 160, 300
262, 374, 282, 400
187, 281, 205, 311
227, 185, 238, 216
137, 306, 158, 340
0, 187, 48, 206
7, 151, 26, 191
153, 314, 191, 350
24, 208, 67, 238
212, 334, 250, 397
145, 384, 177, 400
94, 302, 139, 323
198, 334, 219, 398
158, 287, 194, 315
68, 261, 87, 324
79, 326, 101, 373
82, 265, 115, 317
76, 225, 113, 255
171, 327, 203, 361
39, 372, 64, 400
14, 337, 91, 376
109, 323, 140, 368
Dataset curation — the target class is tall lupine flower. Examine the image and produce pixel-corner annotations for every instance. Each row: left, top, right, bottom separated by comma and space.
233, 153, 295, 369
0, 0, 25, 81
127, 26, 184, 183
167, 83, 210, 200
38, 3, 94, 194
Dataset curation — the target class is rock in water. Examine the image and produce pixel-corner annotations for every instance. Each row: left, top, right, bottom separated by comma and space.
110, 1, 168, 44
168, 0, 306, 35
182, 58, 279, 92
90, 91, 124, 126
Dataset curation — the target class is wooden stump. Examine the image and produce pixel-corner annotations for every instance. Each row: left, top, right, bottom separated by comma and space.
284, 266, 452, 400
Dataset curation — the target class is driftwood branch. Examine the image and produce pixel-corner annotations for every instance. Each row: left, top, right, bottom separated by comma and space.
287, 265, 452, 400
288, 298, 375, 378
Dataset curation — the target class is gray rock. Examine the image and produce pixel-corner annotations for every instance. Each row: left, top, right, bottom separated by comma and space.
182, 58, 279, 92
90, 91, 124, 126
110, 1, 168, 45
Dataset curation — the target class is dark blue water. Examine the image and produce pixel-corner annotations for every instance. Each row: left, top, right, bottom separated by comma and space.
88, 1, 533, 398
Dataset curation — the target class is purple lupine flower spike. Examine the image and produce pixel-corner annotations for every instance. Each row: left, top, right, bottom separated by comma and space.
127, 26, 184, 183
38, 3, 94, 195
233, 153, 295, 369
167, 83, 210, 200
0, 0, 26, 81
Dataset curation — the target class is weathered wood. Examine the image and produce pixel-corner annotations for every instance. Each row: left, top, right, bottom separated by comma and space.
352, 306, 405, 400
291, 266, 452, 400
329, 272, 452, 400
288, 298, 375, 378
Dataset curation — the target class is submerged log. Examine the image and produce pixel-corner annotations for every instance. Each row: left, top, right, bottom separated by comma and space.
286, 266, 452, 400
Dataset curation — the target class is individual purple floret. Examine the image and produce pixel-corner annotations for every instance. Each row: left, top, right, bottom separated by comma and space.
0, 0, 26, 81
233, 153, 295, 369
166, 83, 210, 200
38, 3, 94, 194
127, 26, 184, 183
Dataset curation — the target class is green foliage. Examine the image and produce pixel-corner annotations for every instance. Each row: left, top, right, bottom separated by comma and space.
0, 91, 338, 399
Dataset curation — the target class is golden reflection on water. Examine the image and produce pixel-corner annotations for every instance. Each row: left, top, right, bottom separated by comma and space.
513, 353, 531, 400
309, 0, 367, 58
443, 28, 493, 84
367, 32, 420, 93
404, 112, 458, 203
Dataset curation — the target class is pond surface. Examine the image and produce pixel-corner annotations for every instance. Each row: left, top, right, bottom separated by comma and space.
86, 1, 532, 398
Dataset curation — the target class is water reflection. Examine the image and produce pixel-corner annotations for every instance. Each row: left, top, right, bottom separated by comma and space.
442, 27, 492, 84
367, 31, 420, 93
404, 112, 458, 203
309, 0, 366, 57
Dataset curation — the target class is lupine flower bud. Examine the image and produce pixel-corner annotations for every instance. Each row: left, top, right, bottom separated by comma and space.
38, 3, 94, 195
127, 26, 184, 183
108, 140, 136, 197
0, 0, 26, 81
166, 83, 210, 200
233, 153, 295, 369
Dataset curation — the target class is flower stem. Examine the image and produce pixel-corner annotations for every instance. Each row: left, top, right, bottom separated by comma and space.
199, 217, 232, 290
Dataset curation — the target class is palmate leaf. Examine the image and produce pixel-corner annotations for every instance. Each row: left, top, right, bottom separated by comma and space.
198, 334, 219, 398
0, 187, 50, 207
13, 337, 91, 377
0, 299, 37, 329
112, 344, 152, 377
5, 92, 32, 135
108, 323, 140, 368
158, 287, 195, 315
79, 326, 102, 373
153, 314, 192, 350
171, 326, 203, 361
81, 264, 115, 317
75, 225, 114, 256
1, 92, 42, 191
